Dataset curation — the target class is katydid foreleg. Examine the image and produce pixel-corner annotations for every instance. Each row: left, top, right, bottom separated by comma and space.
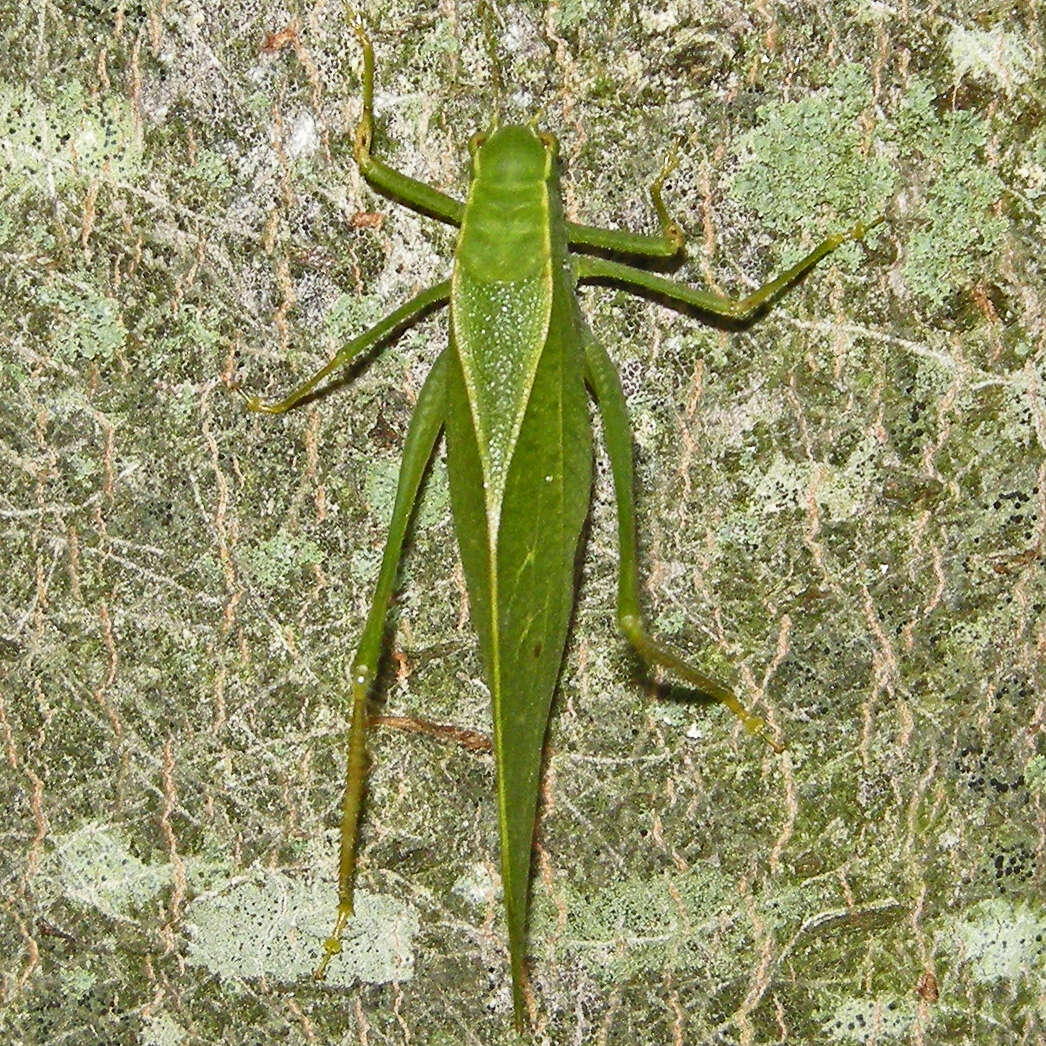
567, 147, 685, 257
349, 19, 463, 226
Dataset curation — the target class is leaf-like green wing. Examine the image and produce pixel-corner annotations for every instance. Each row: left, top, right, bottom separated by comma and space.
445, 274, 592, 1023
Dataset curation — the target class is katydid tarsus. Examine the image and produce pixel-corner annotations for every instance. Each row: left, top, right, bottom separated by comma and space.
244, 19, 882, 1029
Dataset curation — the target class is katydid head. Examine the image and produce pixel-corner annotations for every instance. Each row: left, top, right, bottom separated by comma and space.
468, 124, 558, 186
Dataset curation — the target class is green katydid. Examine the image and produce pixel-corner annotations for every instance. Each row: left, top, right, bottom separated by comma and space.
244, 19, 882, 1030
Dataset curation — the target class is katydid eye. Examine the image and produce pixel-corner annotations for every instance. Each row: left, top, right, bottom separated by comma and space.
469, 132, 487, 154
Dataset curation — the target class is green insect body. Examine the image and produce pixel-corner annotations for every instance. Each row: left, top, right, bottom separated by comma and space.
446, 126, 593, 1018
245, 19, 881, 1031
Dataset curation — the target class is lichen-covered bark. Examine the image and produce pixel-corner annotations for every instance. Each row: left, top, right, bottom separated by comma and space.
1, 2, 1043, 1044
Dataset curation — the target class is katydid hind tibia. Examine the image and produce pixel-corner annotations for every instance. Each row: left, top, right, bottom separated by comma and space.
243, 20, 882, 1030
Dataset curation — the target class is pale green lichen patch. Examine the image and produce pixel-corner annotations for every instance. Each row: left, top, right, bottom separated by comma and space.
1015, 124, 1046, 203
533, 864, 739, 983
185, 872, 419, 986
238, 531, 325, 591
892, 79, 1007, 307
948, 898, 1046, 983
364, 450, 450, 533
728, 61, 1009, 309
1025, 755, 1046, 797
58, 964, 96, 998
349, 544, 383, 587
727, 64, 895, 267
324, 291, 388, 345
554, 0, 602, 33
45, 822, 170, 921
363, 456, 401, 523
38, 280, 126, 365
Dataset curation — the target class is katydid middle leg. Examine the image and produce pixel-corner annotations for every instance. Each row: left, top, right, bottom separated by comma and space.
243, 281, 450, 414
583, 330, 783, 752
314, 349, 451, 979
576, 216, 883, 321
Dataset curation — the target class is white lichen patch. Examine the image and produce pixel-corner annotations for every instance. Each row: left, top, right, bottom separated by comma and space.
949, 26, 1036, 97
46, 822, 170, 921
451, 861, 500, 908
749, 447, 871, 522
949, 898, 1046, 983
284, 110, 318, 161
185, 871, 420, 985
0, 80, 143, 192
141, 1012, 190, 1046
822, 996, 917, 1043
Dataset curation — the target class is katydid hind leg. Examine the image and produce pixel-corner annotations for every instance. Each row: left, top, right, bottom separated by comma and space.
582, 330, 783, 752
314, 350, 450, 979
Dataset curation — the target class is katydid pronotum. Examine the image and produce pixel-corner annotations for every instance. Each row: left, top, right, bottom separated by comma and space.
243, 20, 882, 1030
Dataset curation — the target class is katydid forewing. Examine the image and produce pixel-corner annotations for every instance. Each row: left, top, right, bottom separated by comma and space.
243, 16, 882, 1030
